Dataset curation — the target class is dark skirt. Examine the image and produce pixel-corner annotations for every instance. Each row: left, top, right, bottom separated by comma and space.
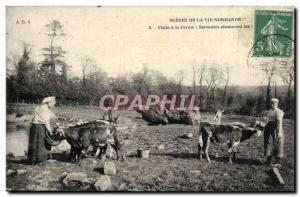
264, 122, 284, 158
27, 124, 51, 164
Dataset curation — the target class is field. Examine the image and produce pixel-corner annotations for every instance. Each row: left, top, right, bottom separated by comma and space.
6, 104, 295, 192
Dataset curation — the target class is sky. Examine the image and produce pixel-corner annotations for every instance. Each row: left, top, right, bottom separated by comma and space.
6, 6, 294, 86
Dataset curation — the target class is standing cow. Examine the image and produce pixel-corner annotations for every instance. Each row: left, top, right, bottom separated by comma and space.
53, 120, 125, 163
198, 121, 265, 163
213, 109, 224, 125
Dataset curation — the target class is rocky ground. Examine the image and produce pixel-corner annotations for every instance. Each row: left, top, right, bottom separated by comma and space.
6, 104, 295, 192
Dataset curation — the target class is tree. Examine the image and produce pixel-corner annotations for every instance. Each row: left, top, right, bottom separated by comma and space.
6, 54, 19, 102
39, 20, 68, 102
141, 65, 155, 93
151, 71, 165, 91
80, 60, 108, 105
197, 62, 207, 108
239, 96, 257, 116
60, 61, 69, 83
222, 66, 230, 106
81, 56, 93, 88
6, 54, 19, 78
226, 94, 234, 107
110, 73, 133, 95
278, 59, 294, 111
261, 62, 277, 109
87, 74, 108, 105
191, 64, 197, 94
205, 64, 224, 110
131, 65, 156, 94
42, 20, 67, 77
175, 69, 185, 94
15, 42, 34, 102
257, 85, 266, 115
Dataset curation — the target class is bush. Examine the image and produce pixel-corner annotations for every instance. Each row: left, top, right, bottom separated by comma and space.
238, 97, 257, 116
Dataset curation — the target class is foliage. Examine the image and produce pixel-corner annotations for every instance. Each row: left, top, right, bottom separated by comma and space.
6, 20, 295, 117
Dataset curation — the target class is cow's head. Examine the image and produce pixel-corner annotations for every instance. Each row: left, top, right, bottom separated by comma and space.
252, 120, 266, 131
53, 124, 66, 139
188, 108, 201, 126
252, 120, 265, 137
78, 128, 92, 148
90, 126, 110, 147
88, 120, 112, 147
255, 129, 263, 137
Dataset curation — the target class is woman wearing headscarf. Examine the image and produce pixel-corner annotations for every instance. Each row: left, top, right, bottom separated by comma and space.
27, 96, 57, 165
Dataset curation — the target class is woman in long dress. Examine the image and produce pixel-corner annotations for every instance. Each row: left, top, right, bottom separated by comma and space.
27, 96, 57, 165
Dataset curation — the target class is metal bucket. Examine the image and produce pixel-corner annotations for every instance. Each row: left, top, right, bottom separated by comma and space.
137, 149, 150, 158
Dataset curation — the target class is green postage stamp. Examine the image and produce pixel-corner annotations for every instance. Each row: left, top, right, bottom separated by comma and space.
253, 10, 293, 57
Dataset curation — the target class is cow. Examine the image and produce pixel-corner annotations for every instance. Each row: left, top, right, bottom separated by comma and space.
53, 119, 125, 163
136, 108, 168, 125
198, 120, 265, 163
213, 109, 224, 125
136, 106, 201, 126
164, 110, 197, 125
88, 122, 125, 162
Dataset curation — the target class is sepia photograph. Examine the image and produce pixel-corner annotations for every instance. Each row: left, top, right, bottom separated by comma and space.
5, 6, 295, 192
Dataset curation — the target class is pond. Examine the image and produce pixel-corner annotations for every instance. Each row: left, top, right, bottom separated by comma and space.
6, 123, 30, 156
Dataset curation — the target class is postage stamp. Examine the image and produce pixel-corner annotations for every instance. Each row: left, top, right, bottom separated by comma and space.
253, 10, 293, 57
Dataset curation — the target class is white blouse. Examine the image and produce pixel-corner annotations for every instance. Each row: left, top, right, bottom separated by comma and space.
267, 108, 284, 122
267, 108, 284, 137
31, 104, 56, 132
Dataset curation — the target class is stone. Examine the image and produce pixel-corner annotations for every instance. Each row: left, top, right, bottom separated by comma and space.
106, 145, 117, 159
183, 132, 193, 138
123, 140, 130, 145
92, 159, 98, 164
62, 172, 88, 187
103, 162, 117, 175
17, 169, 27, 175
223, 173, 229, 176
59, 172, 68, 182
42, 171, 51, 176
7, 169, 16, 176
157, 144, 165, 150
272, 167, 285, 185
94, 175, 112, 191
83, 178, 96, 185
190, 170, 201, 173
118, 183, 126, 191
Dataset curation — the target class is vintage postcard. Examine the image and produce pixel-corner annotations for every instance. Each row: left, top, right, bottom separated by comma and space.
6, 6, 295, 192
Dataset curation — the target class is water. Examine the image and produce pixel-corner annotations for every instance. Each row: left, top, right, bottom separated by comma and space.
6, 123, 30, 156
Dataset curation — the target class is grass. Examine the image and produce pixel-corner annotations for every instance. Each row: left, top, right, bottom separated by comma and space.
6, 103, 295, 192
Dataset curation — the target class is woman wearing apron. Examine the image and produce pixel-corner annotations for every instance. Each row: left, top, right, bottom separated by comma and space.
27, 96, 57, 165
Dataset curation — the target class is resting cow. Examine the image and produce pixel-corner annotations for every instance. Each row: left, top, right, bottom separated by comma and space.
53, 119, 125, 163
164, 110, 195, 125
136, 107, 200, 125
136, 108, 168, 125
198, 120, 265, 163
